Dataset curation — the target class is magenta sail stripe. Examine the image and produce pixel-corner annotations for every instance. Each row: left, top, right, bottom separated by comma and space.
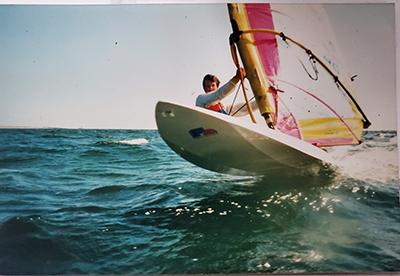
244, 4, 280, 80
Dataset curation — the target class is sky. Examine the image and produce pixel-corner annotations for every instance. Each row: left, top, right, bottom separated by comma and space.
0, 0, 397, 130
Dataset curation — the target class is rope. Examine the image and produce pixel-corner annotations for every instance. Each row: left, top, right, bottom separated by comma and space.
231, 96, 255, 117
228, 84, 241, 115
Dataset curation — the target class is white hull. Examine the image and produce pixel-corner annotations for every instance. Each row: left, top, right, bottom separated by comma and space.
156, 101, 334, 175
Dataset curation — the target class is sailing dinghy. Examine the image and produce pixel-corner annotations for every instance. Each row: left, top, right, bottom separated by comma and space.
155, 3, 370, 176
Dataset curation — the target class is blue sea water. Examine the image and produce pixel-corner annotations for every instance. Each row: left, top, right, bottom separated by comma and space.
0, 128, 399, 275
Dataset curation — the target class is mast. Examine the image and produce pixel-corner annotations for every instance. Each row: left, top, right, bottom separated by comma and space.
228, 3, 275, 129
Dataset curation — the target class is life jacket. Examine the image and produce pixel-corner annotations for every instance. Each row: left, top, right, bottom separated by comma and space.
206, 102, 227, 114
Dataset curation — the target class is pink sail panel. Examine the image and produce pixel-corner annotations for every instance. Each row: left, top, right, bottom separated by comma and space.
244, 4, 280, 81
244, 4, 301, 139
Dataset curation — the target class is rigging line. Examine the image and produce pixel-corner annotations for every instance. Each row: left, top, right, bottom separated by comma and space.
285, 39, 319, 81
299, 54, 319, 81
240, 28, 371, 128
228, 83, 242, 115
231, 96, 255, 117
229, 42, 257, 124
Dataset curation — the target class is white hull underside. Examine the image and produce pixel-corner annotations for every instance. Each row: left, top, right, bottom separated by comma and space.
156, 101, 334, 175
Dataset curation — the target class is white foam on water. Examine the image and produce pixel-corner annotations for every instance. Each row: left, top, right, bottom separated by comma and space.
328, 143, 398, 183
116, 138, 149, 145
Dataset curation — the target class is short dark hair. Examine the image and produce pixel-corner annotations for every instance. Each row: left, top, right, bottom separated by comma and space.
202, 74, 220, 90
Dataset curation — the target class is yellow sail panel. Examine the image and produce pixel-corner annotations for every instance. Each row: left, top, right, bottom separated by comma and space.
298, 117, 364, 146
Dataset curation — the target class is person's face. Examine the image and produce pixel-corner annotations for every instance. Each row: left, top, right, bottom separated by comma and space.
204, 80, 218, 93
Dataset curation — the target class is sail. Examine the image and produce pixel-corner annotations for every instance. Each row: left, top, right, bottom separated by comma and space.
228, 3, 370, 146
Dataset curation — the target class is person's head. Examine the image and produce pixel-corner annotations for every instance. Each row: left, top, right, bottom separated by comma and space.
202, 74, 220, 93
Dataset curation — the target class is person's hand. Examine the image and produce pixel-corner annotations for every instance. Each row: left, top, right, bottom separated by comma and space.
234, 67, 246, 81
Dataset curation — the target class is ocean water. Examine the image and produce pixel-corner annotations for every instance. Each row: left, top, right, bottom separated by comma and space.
0, 128, 399, 275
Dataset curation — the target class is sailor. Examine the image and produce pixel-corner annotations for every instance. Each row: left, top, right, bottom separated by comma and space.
196, 68, 246, 114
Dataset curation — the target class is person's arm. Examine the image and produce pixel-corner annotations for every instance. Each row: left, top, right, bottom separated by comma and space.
196, 78, 239, 108
196, 68, 245, 108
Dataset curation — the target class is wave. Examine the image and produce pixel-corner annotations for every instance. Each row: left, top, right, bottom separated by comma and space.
88, 185, 129, 195
96, 138, 149, 146
116, 138, 149, 145
328, 131, 398, 184
330, 146, 398, 184
55, 205, 110, 214
0, 216, 72, 275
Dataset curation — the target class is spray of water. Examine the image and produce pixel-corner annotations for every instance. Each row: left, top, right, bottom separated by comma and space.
328, 137, 398, 184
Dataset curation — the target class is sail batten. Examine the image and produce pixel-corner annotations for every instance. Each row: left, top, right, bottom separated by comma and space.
228, 3, 369, 146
